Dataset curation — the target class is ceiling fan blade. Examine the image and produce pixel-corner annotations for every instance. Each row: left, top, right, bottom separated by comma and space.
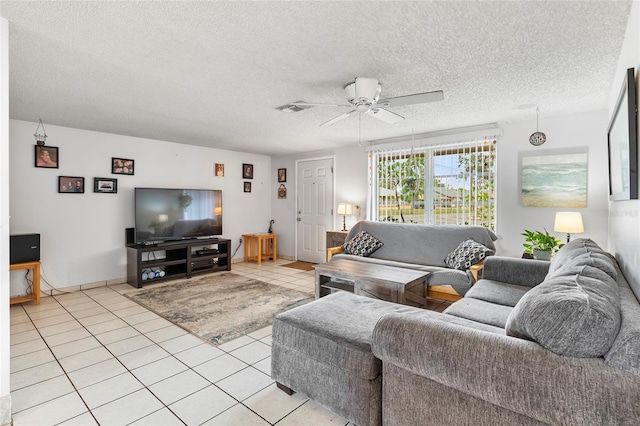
368, 108, 404, 124
320, 110, 357, 127
290, 102, 351, 108
377, 90, 444, 108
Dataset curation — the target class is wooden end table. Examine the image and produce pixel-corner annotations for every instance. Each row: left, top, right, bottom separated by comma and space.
315, 259, 429, 307
243, 233, 277, 265
9, 261, 41, 305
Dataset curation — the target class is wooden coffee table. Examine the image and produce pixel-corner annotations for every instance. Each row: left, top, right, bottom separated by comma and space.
315, 259, 429, 307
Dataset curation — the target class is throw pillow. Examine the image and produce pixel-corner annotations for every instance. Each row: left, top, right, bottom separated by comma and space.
444, 239, 495, 270
505, 265, 621, 357
343, 230, 383, 257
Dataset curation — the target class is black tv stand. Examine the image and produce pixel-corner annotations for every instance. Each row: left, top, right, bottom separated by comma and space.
126, 238, 231, 288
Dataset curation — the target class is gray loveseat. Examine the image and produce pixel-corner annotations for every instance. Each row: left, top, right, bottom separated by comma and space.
329, 220, 498, 297
272, 238, 640, 425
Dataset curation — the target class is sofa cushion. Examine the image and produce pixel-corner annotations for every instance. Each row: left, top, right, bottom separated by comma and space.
344, 221, 497, 268
444, 239, 495, 271
443, 298, 513, 328
546, 251, 617, 281
547, 238, 606, 277
343, 230, 383, 257
465, 280, 530, 307
606, 283, 640, 375
506, 265, 621, 357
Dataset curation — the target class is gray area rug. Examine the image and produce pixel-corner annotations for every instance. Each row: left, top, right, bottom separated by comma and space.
125, 272, 313, 345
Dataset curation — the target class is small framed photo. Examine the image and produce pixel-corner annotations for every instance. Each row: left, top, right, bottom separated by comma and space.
215, 163, 224, 177
112, 157, 134, 175
35, 146, 59, 168
244, 181, 252, 193
58, 176, 84, 193
243, 163, 253, 179
94, 177, 118, 194
277, 168, 286, 183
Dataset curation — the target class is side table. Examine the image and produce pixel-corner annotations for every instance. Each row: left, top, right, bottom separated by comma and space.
243, 233, 277, 265
9, 261, 41, 305
326, 230, 349, 249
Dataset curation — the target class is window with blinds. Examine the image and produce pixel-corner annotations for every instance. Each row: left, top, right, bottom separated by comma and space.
371, 139, 497, 230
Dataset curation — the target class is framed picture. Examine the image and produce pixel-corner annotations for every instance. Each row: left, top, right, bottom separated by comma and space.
94, 177, 118, 194
215, 163, 225, 177
34, 145, 59, 168
519, 148, 588, 208
112, 157, 134, 175
58, 176, 84, 193
608, 67, 638, 201
244, 181, 252, 193
278, 168, 286, 183
243, 163, 253, 179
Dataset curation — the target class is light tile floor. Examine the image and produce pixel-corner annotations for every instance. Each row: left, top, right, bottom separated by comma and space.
9, 259, 451, 425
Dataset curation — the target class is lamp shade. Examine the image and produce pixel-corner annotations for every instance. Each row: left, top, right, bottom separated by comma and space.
554, 212, 584, 234
337, 203, 353, 215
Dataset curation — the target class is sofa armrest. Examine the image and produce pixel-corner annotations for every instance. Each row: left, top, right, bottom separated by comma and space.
326, 245, 344, 262
482, 256, 549, 287
371, 311, 640, 425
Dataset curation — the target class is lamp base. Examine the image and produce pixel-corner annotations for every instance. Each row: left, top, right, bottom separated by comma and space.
341, 215, 347, 232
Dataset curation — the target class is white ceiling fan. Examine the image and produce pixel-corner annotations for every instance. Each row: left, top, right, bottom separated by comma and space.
290, 77, 444, 127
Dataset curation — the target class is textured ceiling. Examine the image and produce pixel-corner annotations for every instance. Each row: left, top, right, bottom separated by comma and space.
0, 1, 633, 155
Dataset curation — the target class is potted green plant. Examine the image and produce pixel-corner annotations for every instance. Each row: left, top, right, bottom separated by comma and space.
521, 229, 564, 260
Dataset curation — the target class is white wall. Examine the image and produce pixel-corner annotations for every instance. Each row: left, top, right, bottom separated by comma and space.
1, 17, 11, 426
9, 120, 271, 294
271, 145, 368, 258
495, 110, 610, 256
608, 0, 640, 297
271, 111, 611, 260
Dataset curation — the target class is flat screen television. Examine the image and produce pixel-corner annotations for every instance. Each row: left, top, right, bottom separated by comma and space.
134, 188, 222, 244
608, 67, 638, 201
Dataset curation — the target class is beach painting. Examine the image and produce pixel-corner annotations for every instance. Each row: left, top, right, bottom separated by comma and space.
521, 150, 588, 208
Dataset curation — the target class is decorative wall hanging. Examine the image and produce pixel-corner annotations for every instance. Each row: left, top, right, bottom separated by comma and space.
529, 107, 547, 146
278, 168, 286, 182
112, 158, 134, 175
34, 145, 58, 168
33, 118, 48, 146
520, 148, 588, 208
243, 163, 254, 179
58, 176, 84, 193
215, 163, 225, 177
278, 184, 287, 199
244, 182, 252, 193
94, 177, 118, 194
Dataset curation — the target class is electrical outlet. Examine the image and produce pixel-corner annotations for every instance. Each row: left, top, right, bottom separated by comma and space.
239, 238, 243, 245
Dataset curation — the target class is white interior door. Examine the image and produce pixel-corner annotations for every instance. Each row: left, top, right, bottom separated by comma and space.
296, 158, 334, 263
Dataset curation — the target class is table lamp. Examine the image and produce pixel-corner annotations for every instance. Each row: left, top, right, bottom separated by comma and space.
337, 203, 353, 231
554, 212, 584, 243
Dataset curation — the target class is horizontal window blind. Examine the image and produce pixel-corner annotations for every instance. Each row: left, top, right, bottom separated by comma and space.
369, 138, 497, 230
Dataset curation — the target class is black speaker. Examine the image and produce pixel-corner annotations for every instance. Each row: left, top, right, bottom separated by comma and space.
10, 234, 40, 264
125, 228, 135, 245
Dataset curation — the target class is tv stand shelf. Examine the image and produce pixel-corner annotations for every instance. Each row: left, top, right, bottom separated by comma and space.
126, 238, 231, 288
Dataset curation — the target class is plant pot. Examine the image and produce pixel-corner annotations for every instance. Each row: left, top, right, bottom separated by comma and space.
533, 249, 551, 261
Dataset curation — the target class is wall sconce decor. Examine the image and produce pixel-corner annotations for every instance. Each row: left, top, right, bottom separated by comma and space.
529, 107, 546, 146
34, 118, 47, 146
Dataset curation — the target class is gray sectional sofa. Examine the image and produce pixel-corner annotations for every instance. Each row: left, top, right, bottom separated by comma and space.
329, 220, 498, 296
272, 238, 640, 425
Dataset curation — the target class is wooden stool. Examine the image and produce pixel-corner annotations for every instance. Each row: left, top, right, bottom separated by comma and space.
9, 261, 41, 305
243, 233, 277, 265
